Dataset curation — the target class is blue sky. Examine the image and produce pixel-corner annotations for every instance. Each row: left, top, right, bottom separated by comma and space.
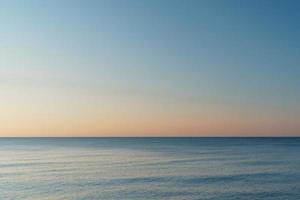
0, 0, 299, 136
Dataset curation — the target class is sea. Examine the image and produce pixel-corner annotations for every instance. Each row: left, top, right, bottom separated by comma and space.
0, 137, 299, 200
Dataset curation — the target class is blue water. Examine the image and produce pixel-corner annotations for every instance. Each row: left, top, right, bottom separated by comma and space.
0, 138, 299, 200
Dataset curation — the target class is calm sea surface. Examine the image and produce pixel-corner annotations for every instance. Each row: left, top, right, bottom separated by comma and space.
0, 138, 299, 200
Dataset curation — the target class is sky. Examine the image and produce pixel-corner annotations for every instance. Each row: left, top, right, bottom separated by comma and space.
0, 0, 299, 137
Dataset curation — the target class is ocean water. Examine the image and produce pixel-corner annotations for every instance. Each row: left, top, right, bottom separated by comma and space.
0, 138, 299, 200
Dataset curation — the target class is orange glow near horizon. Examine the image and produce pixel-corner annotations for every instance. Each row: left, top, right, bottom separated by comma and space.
1, 86, 299, 137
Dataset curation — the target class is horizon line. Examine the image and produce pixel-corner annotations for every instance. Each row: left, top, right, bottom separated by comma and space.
0, 136, 299, 138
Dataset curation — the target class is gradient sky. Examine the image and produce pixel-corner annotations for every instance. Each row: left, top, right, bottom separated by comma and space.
0, 0, 299, 136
